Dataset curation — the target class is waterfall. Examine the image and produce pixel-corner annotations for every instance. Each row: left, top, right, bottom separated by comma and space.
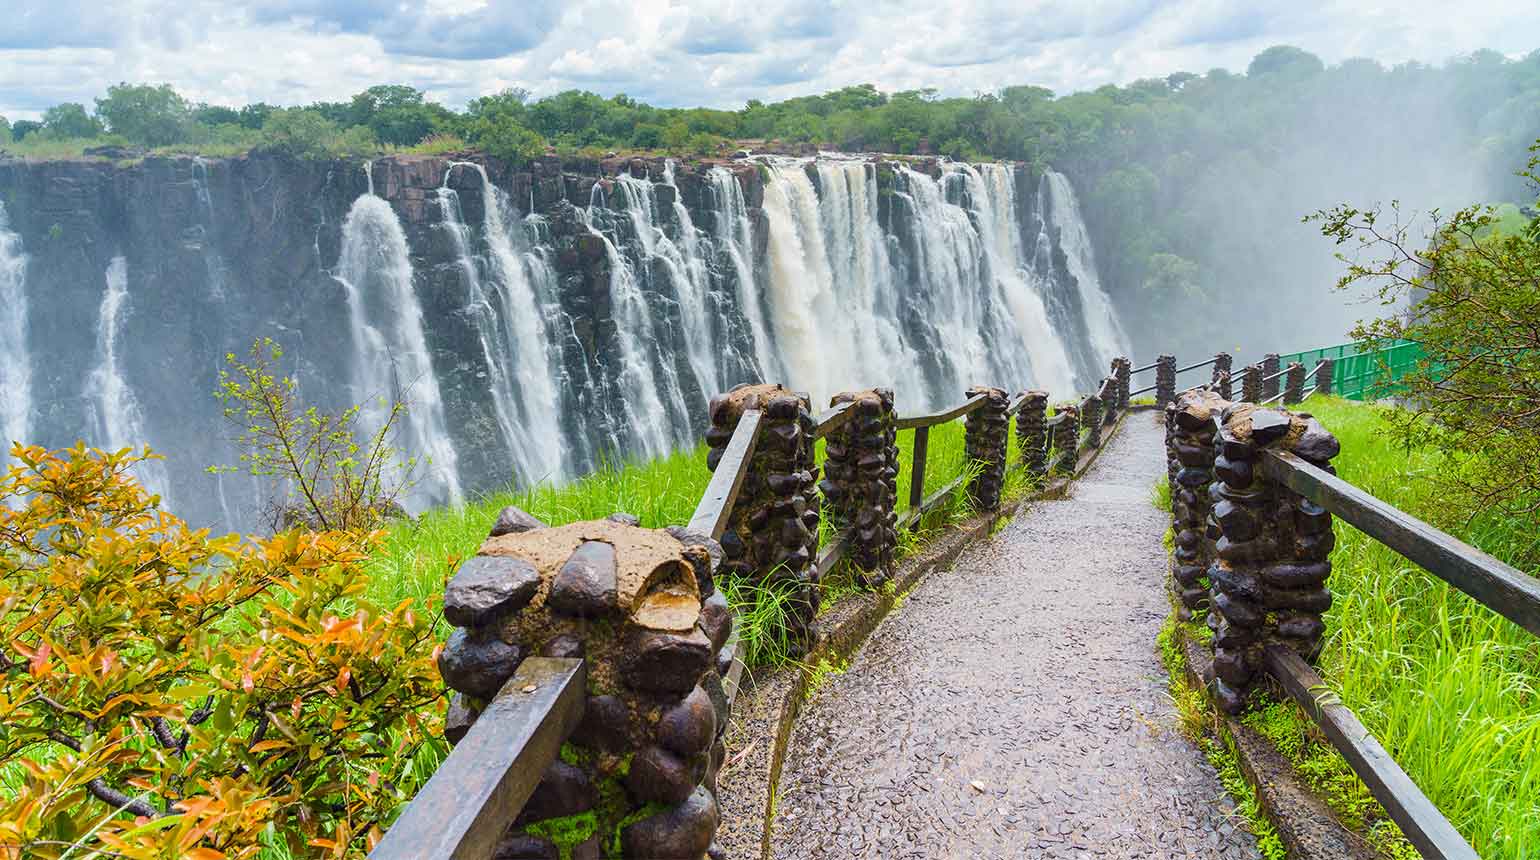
335, 183, 464, 509
1042, 169, 1131, 366
190, 156, 229, 300
439, 162, 567, 485
706, 167, 780, 381
87, 256, 172, 503
0, 202, 29, 466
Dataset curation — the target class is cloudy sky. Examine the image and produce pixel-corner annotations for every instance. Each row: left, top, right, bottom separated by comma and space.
3, 0, 1537, 119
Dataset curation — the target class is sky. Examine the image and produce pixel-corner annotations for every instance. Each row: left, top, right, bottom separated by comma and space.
2, 0, 1538, 120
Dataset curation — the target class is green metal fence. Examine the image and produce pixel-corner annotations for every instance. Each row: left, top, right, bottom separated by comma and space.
1276, 340, 1427, 401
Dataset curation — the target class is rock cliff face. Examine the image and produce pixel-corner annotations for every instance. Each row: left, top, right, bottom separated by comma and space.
0, 150, 1125, 530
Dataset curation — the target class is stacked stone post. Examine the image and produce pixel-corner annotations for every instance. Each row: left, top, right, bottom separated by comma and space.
1114, 357, 1131, 410
1283, 362, 1305, 403
1206, 404, 1340, 714
1050, 404, 1079, 475
1241, 365, 1262, 403
1315, 358, 1334, 396
1016, 390, 1049, 478
1261, 353, 1281, 400
818, 389, 899, 584
1212, 352, 1233, 400
1080, 392, 1103, 448
1099, 377, 1118, 428
1168, 391, 1223, 617
438, 509, 734, 859
705, 383, 821, 652
964, 386, 1010, 511
1155, 354, 1177, 407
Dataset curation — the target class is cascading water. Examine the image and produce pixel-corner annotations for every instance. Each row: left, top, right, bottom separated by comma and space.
0, 202, 29, 466
439, 162, 567, 486
1, 152, 1126, 529
87, 256, 173, 502
1042, 169, 1131, 365
335, 167, 463, 508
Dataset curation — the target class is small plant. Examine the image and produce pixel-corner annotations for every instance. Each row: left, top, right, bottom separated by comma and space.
214, 338, 417, 533
0, 442, 444, 857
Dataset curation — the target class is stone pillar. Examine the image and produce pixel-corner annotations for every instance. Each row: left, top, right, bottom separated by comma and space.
1100, 377, 1118, 428
964, 386, 1010, 511
1261, 353, 1281, 400
1241, 365, 1262, 403
1207, 405, 1340, 713
1155, 354, 1177, 408
1212, 353, 1233, 400
1114, 357, 1131, 410
1016, 390, 1049, 478
1169, 391, 1222, 617
1080, 392, 1103, 449
706, 383, 820, 652
818, 388, 899, 585
439, 510, 734, 859
1050, 404, 1079, 475
1283, 362, 1305, 403
1315, 358, 1334, 396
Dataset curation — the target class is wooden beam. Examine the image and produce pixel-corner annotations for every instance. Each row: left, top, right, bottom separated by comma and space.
897, 475, 968, 530
895, 393, 987, 430
687, 410, 762, 540
1265, 451, 1540, 637
812, 401, 856, 439
369, 658, 587, 860
908, 426, 929, 512
1263, 647, 1479, 860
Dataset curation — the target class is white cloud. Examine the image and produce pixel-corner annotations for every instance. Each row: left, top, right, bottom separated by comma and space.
1, 0, 1537, 119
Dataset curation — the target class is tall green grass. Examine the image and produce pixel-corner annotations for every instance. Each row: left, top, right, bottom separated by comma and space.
1275, 396, 1540, 857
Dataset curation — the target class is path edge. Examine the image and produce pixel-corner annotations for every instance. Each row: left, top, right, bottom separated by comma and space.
1173, 625, 1381, 860
715, 407, 1145, 860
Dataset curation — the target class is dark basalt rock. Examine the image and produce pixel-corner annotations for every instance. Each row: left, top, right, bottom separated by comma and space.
490, 506, 548, 537
658, 685, 717, 757
494, 833, 557, 860
437, 628, 523, 700
623, 627, 713, 694
620, 786, 719, 860
625, 744, 703, 805
519, 760, 595, 822
1294, 419, 1340, 462
698, 590, 732, 651
1260, 562, 1330, 588
540, 633, 585, 659
548, 540, 618, 618
572, 694, 630, 753
1248, 410, 1291, 446
444, 693, 480, 745
443, 555, 541, 628
606, 511, 641, 526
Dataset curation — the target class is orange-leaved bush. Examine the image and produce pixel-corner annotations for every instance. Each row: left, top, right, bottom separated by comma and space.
0, 443, 446, 858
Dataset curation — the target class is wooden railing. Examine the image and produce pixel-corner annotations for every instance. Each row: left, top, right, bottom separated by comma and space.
372, 362, 1132, 859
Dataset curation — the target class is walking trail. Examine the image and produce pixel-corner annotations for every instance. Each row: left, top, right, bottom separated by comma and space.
769, 413, 1260, 859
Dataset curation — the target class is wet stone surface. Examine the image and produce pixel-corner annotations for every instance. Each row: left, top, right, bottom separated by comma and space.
771, 415, 1260, 859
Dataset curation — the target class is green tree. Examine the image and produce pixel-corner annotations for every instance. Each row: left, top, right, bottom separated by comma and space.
9, 119, 40, 141
94, 83, 191, 146
464, 116, 546, 163
0, 115, 9, 143
257, 108, 376, 160
41, 102, 104, 139
1314, 144, 1540, 532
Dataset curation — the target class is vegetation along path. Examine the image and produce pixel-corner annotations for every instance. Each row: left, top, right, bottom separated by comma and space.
770, 413, 1258, 859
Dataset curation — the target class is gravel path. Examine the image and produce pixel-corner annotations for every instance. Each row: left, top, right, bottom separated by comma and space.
769, 414, 1260, 859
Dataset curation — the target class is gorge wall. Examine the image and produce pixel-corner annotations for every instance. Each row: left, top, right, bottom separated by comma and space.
0, 149, 1127, 530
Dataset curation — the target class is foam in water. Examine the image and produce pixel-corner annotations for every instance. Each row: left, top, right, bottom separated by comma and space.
1042, 170, 1131, 365
706, 166, 782, 381
86, 256, 173, 503
439, 162, 567, 486
0, 202, 29, 466
335, 169, 464, 509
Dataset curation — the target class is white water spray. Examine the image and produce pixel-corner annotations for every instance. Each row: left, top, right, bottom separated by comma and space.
87, 256, 173, 503
0, 202, 29, 465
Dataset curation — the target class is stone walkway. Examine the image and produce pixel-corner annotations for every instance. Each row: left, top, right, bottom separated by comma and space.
769, 413, 1259, 859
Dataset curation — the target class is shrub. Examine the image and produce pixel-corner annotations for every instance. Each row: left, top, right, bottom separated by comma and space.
0, 443, 444, 858
1313, 141, 1540, 542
